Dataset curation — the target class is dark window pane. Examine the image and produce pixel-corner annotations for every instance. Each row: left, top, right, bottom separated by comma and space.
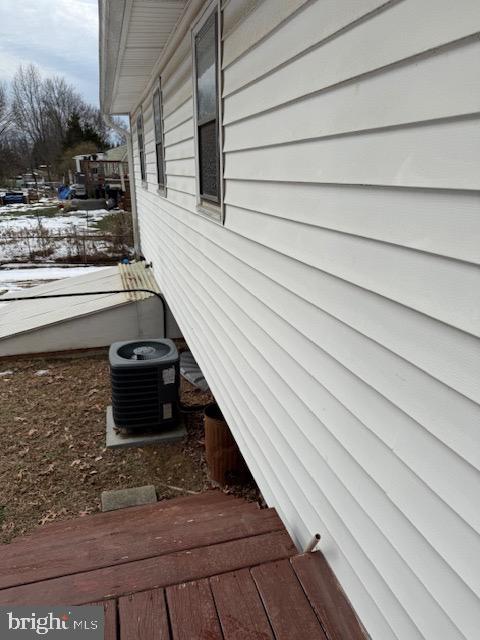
136, 113, 145, 181
195, 13, 217, 124
139, 151, 146, 182
153, 89, 162, 143
153, 88, 165, 188
156, 143, 165, 187
198, 120, 218, 200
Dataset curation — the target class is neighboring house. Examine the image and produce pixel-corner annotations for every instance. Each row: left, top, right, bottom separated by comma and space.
73, 153, 109, 173
17, 172, 45, 188
104, 144, 128, 163
99, 1, 480, 638
72, 147, 127, 172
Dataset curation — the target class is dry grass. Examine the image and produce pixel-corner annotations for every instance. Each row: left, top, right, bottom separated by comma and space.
0, 351, 214, 543
0, 211, 134, 265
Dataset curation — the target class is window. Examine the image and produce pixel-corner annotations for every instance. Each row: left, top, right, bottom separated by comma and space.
153, 85, 166, 191
136, 111, 146, 183
193, 5, 222, 213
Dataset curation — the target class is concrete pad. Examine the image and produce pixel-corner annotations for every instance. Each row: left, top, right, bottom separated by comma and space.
101, 485, 157, 512
106, 405, 187, 449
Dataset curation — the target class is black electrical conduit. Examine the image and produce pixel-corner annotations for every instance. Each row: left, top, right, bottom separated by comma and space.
1, 289, 212, 412
0, 289, 167, 338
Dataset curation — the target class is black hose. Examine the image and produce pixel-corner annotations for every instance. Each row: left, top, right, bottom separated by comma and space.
178, 400, 210, 414
0, 289, 167, 337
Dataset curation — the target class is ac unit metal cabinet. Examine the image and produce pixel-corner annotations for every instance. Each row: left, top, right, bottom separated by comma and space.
109, 339, 179, 431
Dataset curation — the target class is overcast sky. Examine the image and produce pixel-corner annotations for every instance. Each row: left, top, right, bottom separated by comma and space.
0, 0, 100, 105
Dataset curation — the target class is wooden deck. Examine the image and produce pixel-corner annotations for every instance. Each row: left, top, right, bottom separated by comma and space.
0, 491, 365, 639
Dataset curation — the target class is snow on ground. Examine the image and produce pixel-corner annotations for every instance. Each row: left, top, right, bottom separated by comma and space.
0, 266, 108, 294
0, 210, 111, 232
0, 200, 126, 293
0, 198, 113, 229
0, 200, 117, 262
0, 198, 54, 216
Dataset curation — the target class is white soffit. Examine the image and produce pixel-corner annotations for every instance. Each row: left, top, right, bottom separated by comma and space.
101, 0, 187, 115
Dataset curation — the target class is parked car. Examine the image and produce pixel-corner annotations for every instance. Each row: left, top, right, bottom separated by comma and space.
0, 191, 27, 205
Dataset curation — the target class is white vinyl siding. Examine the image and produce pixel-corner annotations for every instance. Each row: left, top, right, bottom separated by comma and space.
129, 1, 480, 638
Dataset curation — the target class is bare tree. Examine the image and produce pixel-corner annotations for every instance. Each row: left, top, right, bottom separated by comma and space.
44, 76, 83, 140
11, 65, 47, 146
6, 63, 118, 180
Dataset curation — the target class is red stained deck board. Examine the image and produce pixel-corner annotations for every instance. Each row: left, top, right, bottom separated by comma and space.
0, 530, 297, 606
10, 492, 250, 545
0, 507, 280, 590
291, 553, 367, 640
104, 600, 118, 640
91, 600, 117, 640
119, 589, 170, 640
252, 559, 327, 640
210, 568, 274, 640
167, 579, 222, 640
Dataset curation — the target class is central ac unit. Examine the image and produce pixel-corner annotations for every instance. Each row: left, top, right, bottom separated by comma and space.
109, 338, 179, 431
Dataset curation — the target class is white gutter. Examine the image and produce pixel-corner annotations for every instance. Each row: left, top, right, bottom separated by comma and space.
102, 113, 141, 257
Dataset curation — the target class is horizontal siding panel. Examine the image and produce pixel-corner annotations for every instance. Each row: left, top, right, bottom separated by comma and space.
141, 97, 154, 116
160, 206, 480, 501
163, 98, 192, 132
224, 117, 480, 191
223, 0, 480, 123
165, 188, 196, 211
224, 39, 480, 149
164, 138, 194, 161
165, 175, 196, 196
163, 78, 192, 118
225, 204, 480, 337
162, 53, 192, 101
222, 0, 259, 39
224, 181, 480, 264
147, 203, 480, 531
223, 0, 389, 94
144, 197, 480, 473
222, 0, 309, 67
144, 145, 155, 161
164, 119, 194, 147
165, 158, 195, 177
223, 200, 480, 405
161, 30, 191, 86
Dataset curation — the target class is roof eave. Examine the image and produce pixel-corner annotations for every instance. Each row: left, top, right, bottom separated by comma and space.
99, 0, 128, 115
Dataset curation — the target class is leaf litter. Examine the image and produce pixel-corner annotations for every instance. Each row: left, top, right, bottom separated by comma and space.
0, 351, 215, 543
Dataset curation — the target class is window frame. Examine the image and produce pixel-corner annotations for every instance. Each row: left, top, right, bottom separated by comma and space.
152, 80, 167, 196
192, 0, 224, 223
135, 109, 147, 185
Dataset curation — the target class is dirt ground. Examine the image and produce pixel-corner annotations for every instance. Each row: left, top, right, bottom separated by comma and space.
0, 348, 258, 543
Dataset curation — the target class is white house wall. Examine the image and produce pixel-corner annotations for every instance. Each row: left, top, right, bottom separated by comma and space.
129, 1, 480, 638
